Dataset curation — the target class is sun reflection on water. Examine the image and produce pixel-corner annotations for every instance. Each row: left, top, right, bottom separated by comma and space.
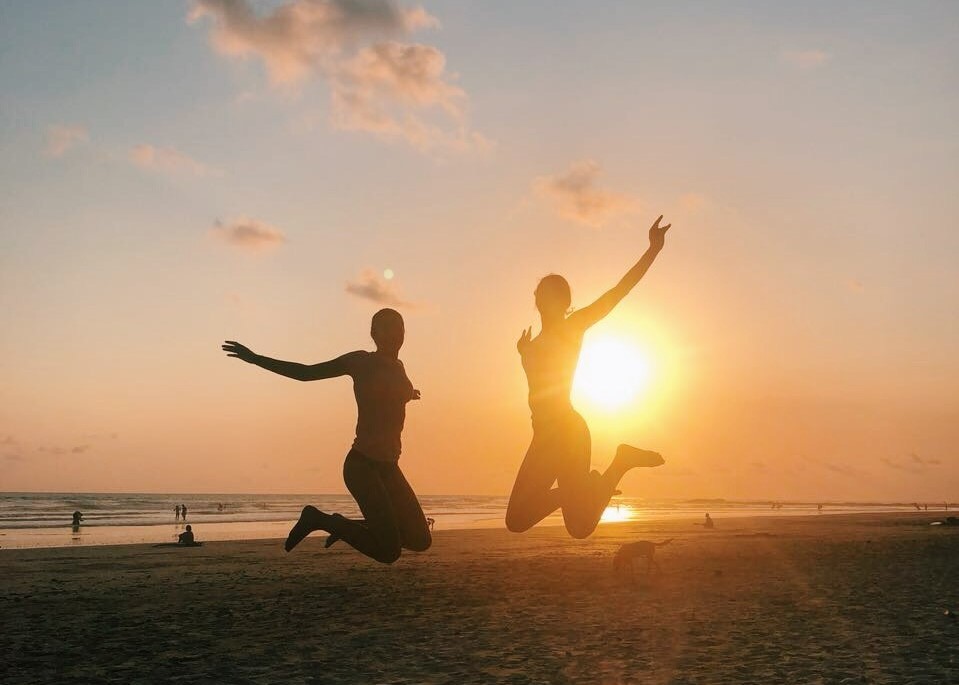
600, 503, 635, 523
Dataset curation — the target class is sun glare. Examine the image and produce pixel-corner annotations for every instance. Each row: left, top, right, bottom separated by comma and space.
600, 503, 635, 523
572, 336, 652, 411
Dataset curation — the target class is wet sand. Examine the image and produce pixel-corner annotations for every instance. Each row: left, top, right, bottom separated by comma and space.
2, 512, 958, 684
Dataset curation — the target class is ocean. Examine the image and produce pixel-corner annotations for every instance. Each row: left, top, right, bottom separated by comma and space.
0, 492, 935, 549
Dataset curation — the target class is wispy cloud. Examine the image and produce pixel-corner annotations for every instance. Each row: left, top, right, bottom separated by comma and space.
880, 453, 940, 474
330, 41, 488, 152
188, 0, 434, 84
212, 217, 286, 252
44, 124, 89, 157
129, 144, 215, 177
781, 49, 831, 70
846, 278, 865, 293
534, 160, 636, 227
800, 454, 866, 479
188, 0, 484, 152
38, 444, 92, 456
345, 268, 411, 307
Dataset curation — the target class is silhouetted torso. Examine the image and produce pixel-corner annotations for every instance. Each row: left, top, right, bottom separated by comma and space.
349, 351, 415, 462
520, 322, 584, 419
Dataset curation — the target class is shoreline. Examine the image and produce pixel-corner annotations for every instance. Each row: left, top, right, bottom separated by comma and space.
2, 508, 951, 553
4, 511, 958, 683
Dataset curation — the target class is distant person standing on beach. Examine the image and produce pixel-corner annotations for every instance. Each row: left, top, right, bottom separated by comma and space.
505, 216, 671, 539
704, 513, 714, 529
174, 504, 181, 521
223, 308, 431, 564
72, 510, 83, 527
181, 504, 187, 520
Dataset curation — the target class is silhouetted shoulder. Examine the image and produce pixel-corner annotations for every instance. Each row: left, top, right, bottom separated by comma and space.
338, 350, 370, 376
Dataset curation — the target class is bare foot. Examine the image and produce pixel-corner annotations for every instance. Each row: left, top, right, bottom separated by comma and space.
614, 444, 665, 469
285, 505, 328, 552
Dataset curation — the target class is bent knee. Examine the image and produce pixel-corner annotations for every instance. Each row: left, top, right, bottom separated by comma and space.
505, 512, 533, 534
373, 545, 402, 564
404, 533, 432, 553
564, 520, 596, 540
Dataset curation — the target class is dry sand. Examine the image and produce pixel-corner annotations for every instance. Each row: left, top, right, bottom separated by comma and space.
2, 513, 958, 684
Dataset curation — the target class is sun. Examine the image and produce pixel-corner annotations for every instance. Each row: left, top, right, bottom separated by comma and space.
572, 335, 652, 411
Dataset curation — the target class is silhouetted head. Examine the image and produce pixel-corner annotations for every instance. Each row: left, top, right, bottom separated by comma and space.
371, 308, 405, 354
186, 524, 192, 531
535, 274, 571, 317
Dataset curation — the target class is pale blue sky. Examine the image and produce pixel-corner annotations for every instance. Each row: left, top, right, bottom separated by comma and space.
1, 1, 957, 499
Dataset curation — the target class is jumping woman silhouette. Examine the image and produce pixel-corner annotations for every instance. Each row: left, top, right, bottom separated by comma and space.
222, 308, 431, 564
506, 215, 672, 539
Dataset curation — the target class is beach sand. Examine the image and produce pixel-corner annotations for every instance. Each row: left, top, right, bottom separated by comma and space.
3, 512, 958, 684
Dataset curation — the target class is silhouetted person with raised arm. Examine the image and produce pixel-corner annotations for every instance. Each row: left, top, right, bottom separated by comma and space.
506, 216, 671, 539
222, 308, 431, 564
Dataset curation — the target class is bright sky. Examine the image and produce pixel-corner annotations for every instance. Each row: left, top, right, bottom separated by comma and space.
1, 1, 957, 501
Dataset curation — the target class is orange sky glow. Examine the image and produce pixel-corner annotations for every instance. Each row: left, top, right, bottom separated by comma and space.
1, 1, 957, 501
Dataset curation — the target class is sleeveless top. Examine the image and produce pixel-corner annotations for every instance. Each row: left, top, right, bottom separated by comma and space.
348, 351, 415, 462
519, 322, 584, 422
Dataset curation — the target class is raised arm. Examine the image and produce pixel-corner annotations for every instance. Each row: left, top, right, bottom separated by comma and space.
568, 215, 671, 331
222, 341, 361, 381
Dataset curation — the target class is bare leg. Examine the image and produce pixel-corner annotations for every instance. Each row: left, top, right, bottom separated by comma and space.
506, 414, 663, 539
559, 447, 663, 539
505, 439, 562, 533
506, 413, 589, 534
603, 444, 664, 487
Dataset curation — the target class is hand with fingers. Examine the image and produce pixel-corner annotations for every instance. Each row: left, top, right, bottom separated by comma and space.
516, 326, 533, 354
648, 215, 672, 252
222, 340, 258, 364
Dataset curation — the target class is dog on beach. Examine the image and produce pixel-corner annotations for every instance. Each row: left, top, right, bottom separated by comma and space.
612, 539, 673, 576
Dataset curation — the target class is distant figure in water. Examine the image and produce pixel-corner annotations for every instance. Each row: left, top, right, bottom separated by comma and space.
426, 517, 435, 532
178, 524, 195, 545
817, 503, 823, 513
223, 308, 431, 564
174, 504, 181, 520
703, 513, 714, 529
506, 216, 671, 539
181, 504, 188, 520
72, 510, 83, 527
217, 502, 224, 512
914, 502, 921, 511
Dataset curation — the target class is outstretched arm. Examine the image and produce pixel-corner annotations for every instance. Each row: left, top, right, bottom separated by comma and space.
222, 341, 359, 381
568, 215, 671, 331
